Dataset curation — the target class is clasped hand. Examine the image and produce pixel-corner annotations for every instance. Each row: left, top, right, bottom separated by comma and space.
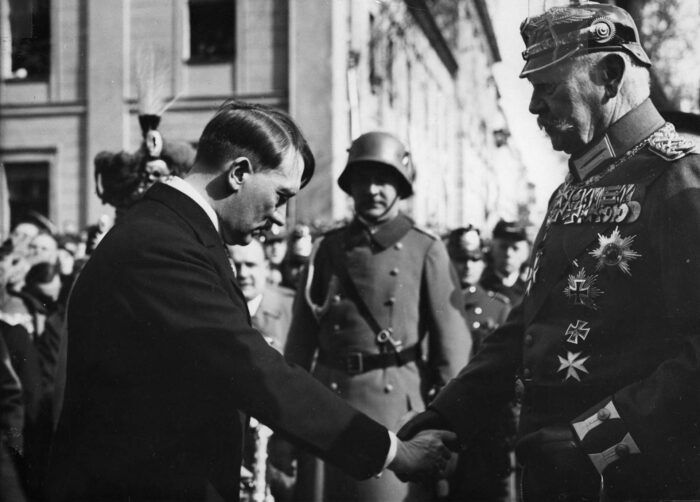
387, 428, 459, 482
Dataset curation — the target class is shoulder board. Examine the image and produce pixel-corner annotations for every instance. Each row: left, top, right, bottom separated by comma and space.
412, 224, 439, 240
487, 290, 511, 305
647, 123, 696, 161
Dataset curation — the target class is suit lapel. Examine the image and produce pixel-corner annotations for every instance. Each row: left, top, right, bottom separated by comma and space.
144, 183, 247, 309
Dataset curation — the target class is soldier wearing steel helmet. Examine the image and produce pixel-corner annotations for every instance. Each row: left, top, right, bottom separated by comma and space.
398, 1, 700, 500
285, 131, 470, 502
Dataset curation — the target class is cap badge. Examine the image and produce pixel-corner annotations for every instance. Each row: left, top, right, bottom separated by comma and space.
591, 17, 615, 44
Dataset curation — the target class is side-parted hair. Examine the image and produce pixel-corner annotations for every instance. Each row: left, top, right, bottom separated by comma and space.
195, 100, 315, 188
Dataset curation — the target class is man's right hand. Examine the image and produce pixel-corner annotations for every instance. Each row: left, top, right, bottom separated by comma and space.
396, 409, 449, 441
388, 429, 458, 482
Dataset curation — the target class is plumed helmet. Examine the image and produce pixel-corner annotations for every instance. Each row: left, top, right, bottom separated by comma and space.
337, 131, 415, 198
519, 1, 651, 77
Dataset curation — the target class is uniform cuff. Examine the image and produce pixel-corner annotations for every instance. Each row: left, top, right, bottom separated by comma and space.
571, 398, 640, 473
382, 430, 398, 470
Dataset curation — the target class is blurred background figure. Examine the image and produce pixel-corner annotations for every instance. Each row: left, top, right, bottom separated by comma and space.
229, 238, 297, 502
27, 233, 59, 267
262, 225, 288, 287
481, 220, 530, 306
10, 222, 40, 259
279, 224, 313, 290
446, 225, 514, 501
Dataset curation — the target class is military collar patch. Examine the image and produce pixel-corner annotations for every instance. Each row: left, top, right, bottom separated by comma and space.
647, 122, 696, 161
571, 135, 615, 181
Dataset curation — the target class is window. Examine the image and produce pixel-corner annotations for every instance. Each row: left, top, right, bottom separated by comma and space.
4, 162, 49, 228
4, 0, 51, 80
187, 0, 235, 64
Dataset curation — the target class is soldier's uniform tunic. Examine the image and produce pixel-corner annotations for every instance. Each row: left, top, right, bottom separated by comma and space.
285, 213, 470, 502
430, 100, 700, 500
451, 285, 513, 501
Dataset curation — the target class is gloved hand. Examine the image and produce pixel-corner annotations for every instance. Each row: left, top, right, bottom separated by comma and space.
396, 409, 450, 441
516, 425, 601, 502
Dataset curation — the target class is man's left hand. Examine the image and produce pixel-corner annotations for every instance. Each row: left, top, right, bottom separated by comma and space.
517, 425, 600, 501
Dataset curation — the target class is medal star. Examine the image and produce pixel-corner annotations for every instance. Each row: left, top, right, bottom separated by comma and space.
564, 320, 590, 344
563, 269, 602, 309
557, 351, 590, 382
589, 226, 641, 275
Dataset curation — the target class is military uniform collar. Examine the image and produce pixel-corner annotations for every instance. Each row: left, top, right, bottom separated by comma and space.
347, 213, 413, 250
569, 99, 665, 182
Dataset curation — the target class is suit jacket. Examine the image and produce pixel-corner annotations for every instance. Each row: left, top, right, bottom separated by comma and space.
48, 183, 390, 502
431, 100, 700, 499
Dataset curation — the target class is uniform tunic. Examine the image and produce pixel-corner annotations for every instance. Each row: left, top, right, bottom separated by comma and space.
286, 213, 470, 502
430, 99, 700, 500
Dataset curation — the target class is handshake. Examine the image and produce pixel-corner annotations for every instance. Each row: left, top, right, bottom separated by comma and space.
387, 410, 459, 482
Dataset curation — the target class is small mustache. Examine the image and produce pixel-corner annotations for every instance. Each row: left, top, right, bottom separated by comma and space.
537, 117, 575, 133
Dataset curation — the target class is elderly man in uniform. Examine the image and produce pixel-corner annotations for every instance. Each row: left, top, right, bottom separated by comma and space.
285, 131, 470, 502
480, 220, 530, 306
399, 2, 700, 501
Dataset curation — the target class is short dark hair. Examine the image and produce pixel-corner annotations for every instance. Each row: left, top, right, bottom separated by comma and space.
195, 100, 315, 187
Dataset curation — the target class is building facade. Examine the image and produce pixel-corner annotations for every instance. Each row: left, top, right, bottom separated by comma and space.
0, 0, 528, 234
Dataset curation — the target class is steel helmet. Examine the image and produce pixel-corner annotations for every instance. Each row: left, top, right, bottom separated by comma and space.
337, 131, 415, 198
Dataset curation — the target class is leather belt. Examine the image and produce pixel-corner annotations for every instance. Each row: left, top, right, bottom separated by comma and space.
319, 345, 419, 375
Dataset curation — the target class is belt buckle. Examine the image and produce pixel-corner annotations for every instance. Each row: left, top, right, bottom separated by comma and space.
345, 352, 364, 375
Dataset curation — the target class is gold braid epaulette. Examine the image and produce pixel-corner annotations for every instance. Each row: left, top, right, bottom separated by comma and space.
648, 122, 696, 161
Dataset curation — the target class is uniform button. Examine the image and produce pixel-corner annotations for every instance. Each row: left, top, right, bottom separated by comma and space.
330, 382, 338, 391
384, 384, 394, 393
597, 408, 611, 421
524, 334, 534, 347
385, 297, 396, 306
474, 307, 483, 315
468, 286, 477, 294
333, 324, 341, 332
615, 443, 630, 457
332, 294, 341, 303
395, 242, 403, 250
390, 268, 399, 276
472, 321, 481, 329
523, 368, 532, 379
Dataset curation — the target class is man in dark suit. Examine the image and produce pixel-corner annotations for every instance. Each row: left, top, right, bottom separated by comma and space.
399, 3, 700, 501
48, 101, 454, 502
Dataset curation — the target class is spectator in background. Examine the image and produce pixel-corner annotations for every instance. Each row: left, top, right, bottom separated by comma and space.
480, 219, 530, 305
27, 233, 59, 267
446, 226, 514, 501
0, 333, 26, 502
280, 224, 313, 290
229, 239, 297, 501
262, 226, 288, 286
9, 222, 40, 259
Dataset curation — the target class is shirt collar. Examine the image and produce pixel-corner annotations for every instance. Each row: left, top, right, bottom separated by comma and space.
164, 176, 220, 234
569, 99, 665, 182
247, 294, 264, 317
